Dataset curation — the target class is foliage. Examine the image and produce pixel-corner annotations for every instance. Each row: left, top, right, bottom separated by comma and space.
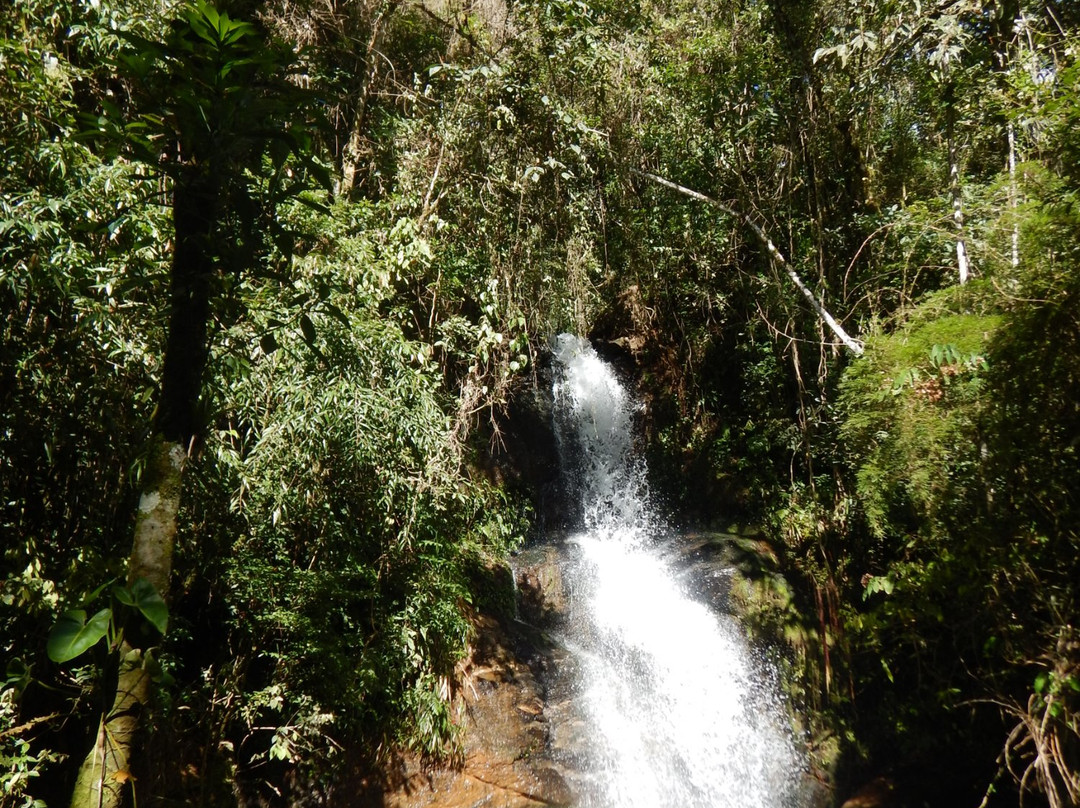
1, 1, 171, 797
811, 28, 1080, 796
3, 0, 1080, 803
840, 288, 999, 542
46, 578, 168, 664
1, 0, 528, 801
122, 194, 529, 800
221, 239, 523, 746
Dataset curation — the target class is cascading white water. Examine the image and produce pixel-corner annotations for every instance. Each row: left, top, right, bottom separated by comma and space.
551, 334, 805, 808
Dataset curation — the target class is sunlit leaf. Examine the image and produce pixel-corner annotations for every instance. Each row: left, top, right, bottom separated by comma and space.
47, 608, 112, 663
131, 577, 169, 634
1034, 672, 1049, 694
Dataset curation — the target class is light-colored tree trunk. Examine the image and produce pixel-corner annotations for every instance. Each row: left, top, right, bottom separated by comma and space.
944, 73, 971, 285
950, 141, 971, 284
128, 439, 186, 593
69, 646, 150, 808
637, 170, 865, 356
68, 439, 185, 808
1008, 120, 1019, 269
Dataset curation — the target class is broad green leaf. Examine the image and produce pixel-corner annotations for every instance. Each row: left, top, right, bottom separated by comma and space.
113, 585, 135, 607
47, 609, 112, 663
130, 578, 169, 634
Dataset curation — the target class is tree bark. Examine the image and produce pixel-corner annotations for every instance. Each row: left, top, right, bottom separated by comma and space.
157, 172, 215, 444
636, 170, 865, 356
68, 643, 150, 808
69, 169, 214, 808
68, 647, 151, 808
128, 439, 187, 596
69, 439, 185, 808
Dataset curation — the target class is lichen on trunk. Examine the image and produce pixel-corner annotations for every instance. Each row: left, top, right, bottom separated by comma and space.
129, 439, 186, 595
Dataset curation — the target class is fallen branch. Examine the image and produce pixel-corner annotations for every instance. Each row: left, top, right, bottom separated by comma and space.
634, 170, 865, 356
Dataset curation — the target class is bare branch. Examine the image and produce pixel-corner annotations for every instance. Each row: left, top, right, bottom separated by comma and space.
634, 170, 865, 356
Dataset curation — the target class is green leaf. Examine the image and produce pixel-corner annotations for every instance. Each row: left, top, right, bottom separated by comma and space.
130, 578, 169, 634
863, 575, 895, 599
84, 576, 120, 606
323, 302, 351, 328
142, 649, 174, 685
4, 659, 30, 690
113, 585, 136, 607
114, 578, 168, 633
299, 314, 317, 346
1034, 672, 1049, 694
880, 659, 894, 684
47, 609, 112, 663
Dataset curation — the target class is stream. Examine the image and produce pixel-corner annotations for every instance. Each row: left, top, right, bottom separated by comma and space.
549, 334, 806, 808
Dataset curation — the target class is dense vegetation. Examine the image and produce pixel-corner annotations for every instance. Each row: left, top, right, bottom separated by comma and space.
2, 0, 1078, 806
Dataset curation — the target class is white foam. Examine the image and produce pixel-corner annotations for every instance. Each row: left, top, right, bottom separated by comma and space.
552, 334, 804, 808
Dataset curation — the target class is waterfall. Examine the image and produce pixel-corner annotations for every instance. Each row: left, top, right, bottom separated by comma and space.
551, 334, 805, 808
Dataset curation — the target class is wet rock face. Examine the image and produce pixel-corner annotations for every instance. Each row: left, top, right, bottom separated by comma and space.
482, 364, 567, 534
372, 534, 831, 808
378, 610, 579, 808
368, 537, 612, 808
373, 535, 752, 808
514, 545, 568, 627
840, 777, 898, 808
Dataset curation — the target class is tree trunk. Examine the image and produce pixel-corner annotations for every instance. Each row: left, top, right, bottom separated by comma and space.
157, 173, 215, 444
68, 439, 185, 808
128, 439, 187, 595
69, 646, 151, 808
946, 77, 971, 284
69, 170, 214, 808
339, 4, 394, 196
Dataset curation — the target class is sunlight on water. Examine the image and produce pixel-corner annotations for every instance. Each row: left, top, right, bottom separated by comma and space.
551, 334, 805, 808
